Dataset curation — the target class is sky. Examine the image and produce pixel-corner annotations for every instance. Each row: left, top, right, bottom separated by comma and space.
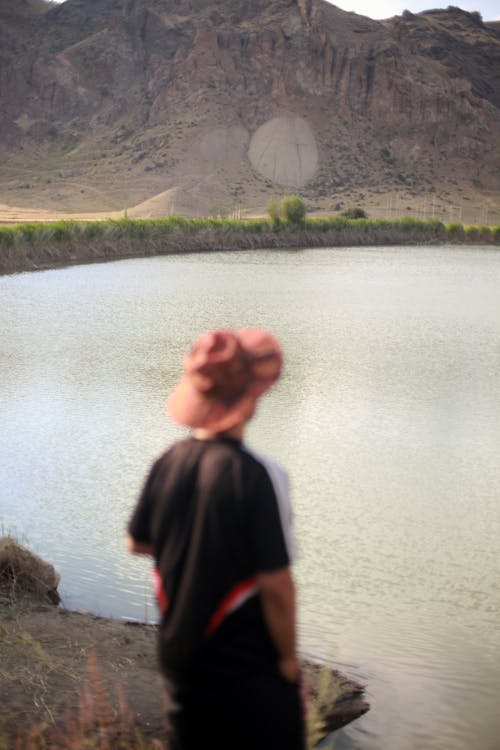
328, 0, 499, 21
49, 0, 500, 22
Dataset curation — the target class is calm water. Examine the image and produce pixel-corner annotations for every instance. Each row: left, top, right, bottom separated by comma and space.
1, 246, 500, 750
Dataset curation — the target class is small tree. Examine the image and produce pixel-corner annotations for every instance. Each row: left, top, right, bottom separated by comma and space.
267, 197, 281, 226
280, 195, 306, 226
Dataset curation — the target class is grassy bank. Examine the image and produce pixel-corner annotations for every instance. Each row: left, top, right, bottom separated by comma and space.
1, 216, 498, 275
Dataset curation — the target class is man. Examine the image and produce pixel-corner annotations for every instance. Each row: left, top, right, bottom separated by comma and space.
126, 327, 305, 750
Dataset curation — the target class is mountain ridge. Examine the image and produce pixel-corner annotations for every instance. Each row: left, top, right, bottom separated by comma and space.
1, 0, 499, 219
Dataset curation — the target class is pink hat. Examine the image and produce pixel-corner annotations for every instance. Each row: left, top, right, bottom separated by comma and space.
167, 328, 283, 432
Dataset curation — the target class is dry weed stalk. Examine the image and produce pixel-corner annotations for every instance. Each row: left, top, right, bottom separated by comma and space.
8, 652, 167, 750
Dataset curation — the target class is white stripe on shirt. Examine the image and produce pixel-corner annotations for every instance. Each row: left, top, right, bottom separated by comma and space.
243, 446, 298, 563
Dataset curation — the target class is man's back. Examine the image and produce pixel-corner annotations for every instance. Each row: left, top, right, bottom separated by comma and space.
128, 435, 294, 684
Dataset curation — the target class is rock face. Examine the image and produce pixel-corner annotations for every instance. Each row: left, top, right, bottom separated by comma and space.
0, 0, 499, 215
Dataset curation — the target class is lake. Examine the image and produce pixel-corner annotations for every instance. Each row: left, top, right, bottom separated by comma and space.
1, 246, 499, 750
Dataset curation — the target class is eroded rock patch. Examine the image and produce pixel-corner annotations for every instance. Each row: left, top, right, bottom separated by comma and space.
248, 116, 318, 187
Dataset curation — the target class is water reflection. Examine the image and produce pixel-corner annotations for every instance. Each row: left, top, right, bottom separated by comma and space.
1, 246, 500, 750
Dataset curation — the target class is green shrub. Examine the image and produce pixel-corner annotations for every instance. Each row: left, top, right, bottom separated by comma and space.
329, 216, 350, 231
426, 218, 446, 235
267, 198, 281, 226
370, 218, 393, 230
18, 223, 40, 243
242, 219, 269, 234
399, 216, 426, 232
0, 227, 16, 248
50, 220, 76, 242
341, 207, 367, 219
492, 225, 500, 243
348, 217, 370, 231
82, 221, 106, 240
477, 225, 492, 241
280, 195, 306, 226
446, 222, 465, 240
464, 225, 480, 241
110, 218, 149, 239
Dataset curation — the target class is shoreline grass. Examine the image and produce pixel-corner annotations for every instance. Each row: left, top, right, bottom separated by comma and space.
0, 216, 498, 275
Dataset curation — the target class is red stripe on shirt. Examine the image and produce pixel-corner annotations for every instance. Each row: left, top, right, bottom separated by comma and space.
206, 574, 259, 637
153, 568, 169, 615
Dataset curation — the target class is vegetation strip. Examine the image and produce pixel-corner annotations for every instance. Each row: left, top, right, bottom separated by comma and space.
1, 216, 498, 275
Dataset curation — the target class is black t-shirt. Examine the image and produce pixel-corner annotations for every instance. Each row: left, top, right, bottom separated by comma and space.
128, 435, 297, 685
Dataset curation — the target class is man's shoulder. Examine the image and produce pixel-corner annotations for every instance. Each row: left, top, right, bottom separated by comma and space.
154, 439, 288, 489
156, 436, 200, 462
156, 437, 251, 476
242, 446, 288, 484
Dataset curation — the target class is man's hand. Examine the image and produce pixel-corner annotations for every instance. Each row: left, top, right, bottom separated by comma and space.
125, 535, 153, 556
279, 655, 301, 683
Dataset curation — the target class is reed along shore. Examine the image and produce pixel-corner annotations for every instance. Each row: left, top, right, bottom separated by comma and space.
1, 216, 498, 276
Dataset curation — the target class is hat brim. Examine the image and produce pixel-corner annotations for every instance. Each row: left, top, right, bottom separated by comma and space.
167, 376, 258, 433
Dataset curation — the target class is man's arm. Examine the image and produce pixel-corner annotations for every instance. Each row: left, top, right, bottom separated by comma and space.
258, 565, 300, 683
125, 534, 154, 556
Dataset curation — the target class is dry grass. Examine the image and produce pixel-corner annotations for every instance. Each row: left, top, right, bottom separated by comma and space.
0, 203, 123, 226
0, 536, 60, 605
1, 654, 362, 750
2, 654, 167, 750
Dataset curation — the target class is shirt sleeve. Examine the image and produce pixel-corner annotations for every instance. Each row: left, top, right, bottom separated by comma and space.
127, 458, 162, 544
250, 461, 296, 573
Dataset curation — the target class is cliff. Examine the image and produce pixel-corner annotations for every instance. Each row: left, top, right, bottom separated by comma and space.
0, 0, 499, 216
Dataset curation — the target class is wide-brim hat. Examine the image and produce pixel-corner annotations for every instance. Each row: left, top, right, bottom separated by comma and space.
167, 328, 282, 432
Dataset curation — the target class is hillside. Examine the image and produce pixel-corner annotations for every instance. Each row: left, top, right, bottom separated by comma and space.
0, 0, 499, 219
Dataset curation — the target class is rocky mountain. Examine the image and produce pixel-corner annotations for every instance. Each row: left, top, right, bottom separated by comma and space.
0, 0, 499, 217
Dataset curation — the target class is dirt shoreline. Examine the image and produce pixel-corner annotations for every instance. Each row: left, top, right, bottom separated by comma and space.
0, 520, 369, 749
0, 594, 369, 748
